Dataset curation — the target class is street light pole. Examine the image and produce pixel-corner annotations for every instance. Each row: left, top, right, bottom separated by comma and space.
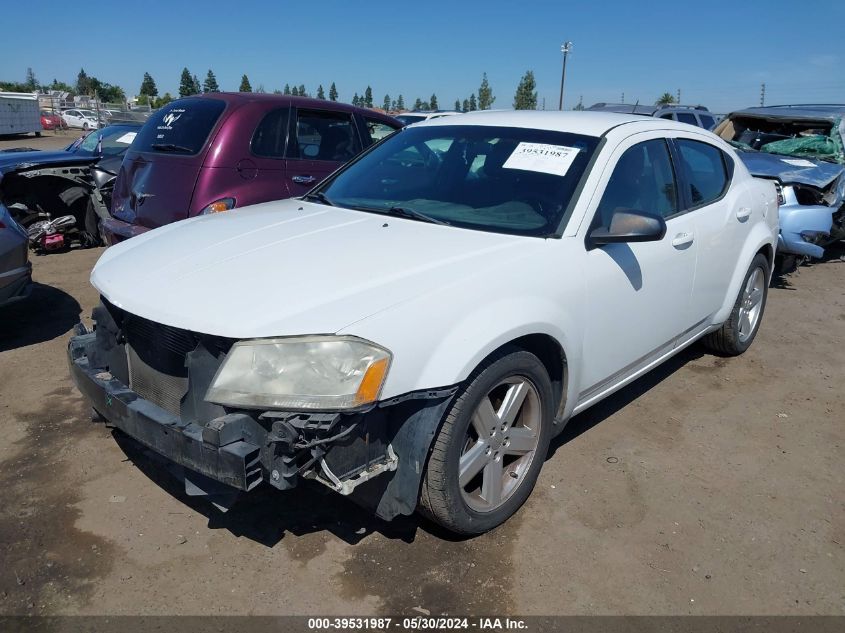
558, 41, 573, 110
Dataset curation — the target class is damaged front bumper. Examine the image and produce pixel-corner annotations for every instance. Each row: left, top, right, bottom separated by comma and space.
67, 306, 456, 520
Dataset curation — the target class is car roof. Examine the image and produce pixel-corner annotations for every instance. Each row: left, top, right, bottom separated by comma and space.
730, 104, 845, 120
414, 110, 699, 137
179, 92, 392, 117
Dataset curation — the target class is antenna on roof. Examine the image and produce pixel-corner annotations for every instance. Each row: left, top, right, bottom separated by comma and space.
632, 100, 639, 114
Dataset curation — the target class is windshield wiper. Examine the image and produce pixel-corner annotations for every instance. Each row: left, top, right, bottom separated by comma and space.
302, 191, 335, 206
385, 206, 451, 226
150, 143, 193, 153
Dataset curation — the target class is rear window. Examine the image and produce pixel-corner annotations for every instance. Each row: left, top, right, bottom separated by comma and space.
133, 98, 226, 155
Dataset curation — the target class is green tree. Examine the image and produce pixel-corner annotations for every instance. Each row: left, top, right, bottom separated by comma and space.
352, 93, 360, 107
454, 99, 461, 111
655, 92, 676, 105
256, 84, 266, 93
96, 82, 126, 103
364, 86, 373, 108
469, 93, 477, 111
49, 79, 75, 94
396, 94, 405, 110
573, 95, 585, 111
383, 94, 391, 111
430, 93, 438, 110
179, 68, 194, 98
239, 74, 252, 92
298, 84, 307, 97
317, 84, 325, 99
462, 98, 469, 113
413, 97, 423, 111
24, 67, 37, 91
192, 74, 202, 95
329, 82, 338, 101
478, 72, 495, 110
513, 70, 537, 110
283, 83, 291, 95
203, 69, 219, 93
154, 92, 173, 108
76, 68, 92, 95
139, 72, 158, 97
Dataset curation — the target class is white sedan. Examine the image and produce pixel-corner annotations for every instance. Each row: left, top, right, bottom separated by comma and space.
69, 111, 778, 534
61, 109, 102, 130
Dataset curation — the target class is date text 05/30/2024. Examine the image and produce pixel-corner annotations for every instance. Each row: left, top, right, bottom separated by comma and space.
307, 617, 528, 631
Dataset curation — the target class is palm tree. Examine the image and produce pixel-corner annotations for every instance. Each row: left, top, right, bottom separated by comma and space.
655, 92, 676, 106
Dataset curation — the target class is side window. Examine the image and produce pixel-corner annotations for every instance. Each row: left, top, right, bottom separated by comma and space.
675, 139, 729, 207
676, 112, 698, 126
251, 107, 289, 158
363, 117, 398, 145
699, 114, 716, 129
659, 113, 675, 120
289, 109, 360, 161
595, 139, 678, 227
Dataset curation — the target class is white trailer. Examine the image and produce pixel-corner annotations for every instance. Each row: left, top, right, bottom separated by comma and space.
0, 92, 41, 136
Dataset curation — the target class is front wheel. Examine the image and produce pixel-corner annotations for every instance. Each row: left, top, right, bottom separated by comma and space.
702, 253, 770, 356
82, 122, 89, 131
420, 347, 554, 535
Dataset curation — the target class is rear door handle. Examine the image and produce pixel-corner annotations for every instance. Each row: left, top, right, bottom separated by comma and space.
292, 175, 316, 184
671, 232, 694, 248
736, 206, 752, 220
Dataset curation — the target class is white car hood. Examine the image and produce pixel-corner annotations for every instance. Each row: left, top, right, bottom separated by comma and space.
92, 200, 535, 338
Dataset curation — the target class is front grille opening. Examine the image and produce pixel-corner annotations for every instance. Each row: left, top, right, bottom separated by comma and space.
127, 344, 188, 416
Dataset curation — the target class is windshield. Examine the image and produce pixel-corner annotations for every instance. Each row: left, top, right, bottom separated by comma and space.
76, 125, 140, 157
717, 114, 844, 164
317, 124, 599, 237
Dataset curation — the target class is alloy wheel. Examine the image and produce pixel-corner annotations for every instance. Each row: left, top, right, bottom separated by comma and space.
459, 376, 542, 512
738, 266, 765, 342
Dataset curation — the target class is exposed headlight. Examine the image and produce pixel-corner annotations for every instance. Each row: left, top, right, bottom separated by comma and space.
206, 336, 391, 411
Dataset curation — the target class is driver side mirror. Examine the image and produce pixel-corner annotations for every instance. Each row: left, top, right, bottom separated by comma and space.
588, 209, 667, 248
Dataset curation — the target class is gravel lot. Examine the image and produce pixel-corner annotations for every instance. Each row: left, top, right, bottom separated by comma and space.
0, 152, 843, 615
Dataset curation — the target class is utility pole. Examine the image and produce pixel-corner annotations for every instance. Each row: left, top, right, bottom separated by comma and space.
558, 41, 573, 110
760, 83, 766, 106
677, 88, 681, 104
621, 92, 625, 103
542, 97, 546, 111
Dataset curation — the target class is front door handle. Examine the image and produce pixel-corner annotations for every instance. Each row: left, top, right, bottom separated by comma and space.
736, 206, 752, 220
671, 232, 694, 248
292, 175, 316, 184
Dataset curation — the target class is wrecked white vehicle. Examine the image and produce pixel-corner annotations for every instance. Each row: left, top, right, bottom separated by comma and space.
714, 105, 845, 263
69, 112, 777, 534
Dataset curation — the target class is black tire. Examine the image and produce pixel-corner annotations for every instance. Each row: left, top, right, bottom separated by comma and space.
702, 253, 770, 356
419, 347, 554, 535
83, 199, 103, 247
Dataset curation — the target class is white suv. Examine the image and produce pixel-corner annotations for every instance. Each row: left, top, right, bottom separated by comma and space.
69, 111, 778, 534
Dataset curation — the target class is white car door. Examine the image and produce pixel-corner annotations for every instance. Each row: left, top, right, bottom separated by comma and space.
670, 135, 751, 323
577, 134, 699, 405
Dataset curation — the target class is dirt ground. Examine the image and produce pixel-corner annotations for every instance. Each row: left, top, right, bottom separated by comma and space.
0, 226, 843, 615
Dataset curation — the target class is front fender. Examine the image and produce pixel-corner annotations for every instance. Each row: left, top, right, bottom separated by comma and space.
341, 259, 584, 420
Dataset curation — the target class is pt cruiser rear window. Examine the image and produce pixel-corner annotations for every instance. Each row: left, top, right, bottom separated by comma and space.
133, 98, 226, 155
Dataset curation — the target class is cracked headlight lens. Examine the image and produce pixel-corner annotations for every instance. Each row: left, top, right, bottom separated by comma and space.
206, 336, 391, 410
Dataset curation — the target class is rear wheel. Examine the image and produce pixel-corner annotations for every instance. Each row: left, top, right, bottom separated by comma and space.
420, 348, 554, 534
703, 253, 769, 356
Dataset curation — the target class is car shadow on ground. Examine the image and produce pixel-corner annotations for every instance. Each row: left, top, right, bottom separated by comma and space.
547, 344, 704, 458
111, 344, 707, 548
0, 282, 81, 352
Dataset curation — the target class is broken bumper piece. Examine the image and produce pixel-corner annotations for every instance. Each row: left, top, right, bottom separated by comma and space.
67, 311, 457, 520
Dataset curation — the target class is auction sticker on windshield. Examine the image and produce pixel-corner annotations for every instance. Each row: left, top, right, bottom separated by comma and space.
115, 132, 137, 145
503, 142, 580, 177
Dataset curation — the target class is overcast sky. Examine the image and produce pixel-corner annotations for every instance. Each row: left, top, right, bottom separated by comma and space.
3, 0, 843, 113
